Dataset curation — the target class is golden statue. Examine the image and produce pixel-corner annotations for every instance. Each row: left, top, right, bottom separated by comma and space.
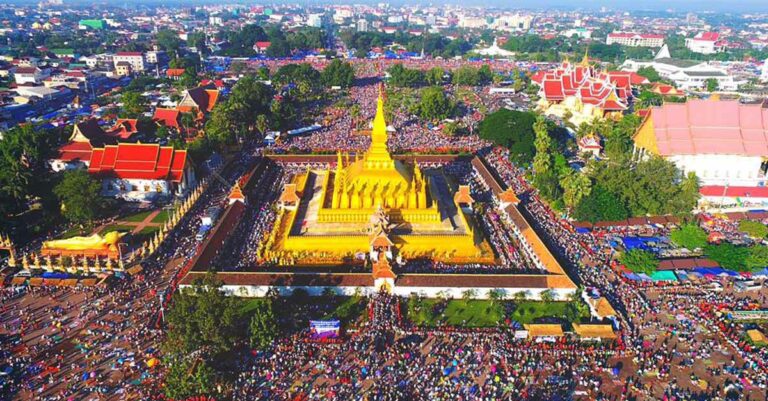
43, 231, 124, 252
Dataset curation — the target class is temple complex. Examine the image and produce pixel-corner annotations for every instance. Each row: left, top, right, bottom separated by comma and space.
267, 88, 489, 264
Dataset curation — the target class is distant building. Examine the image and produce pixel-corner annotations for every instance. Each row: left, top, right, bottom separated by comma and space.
114, 62, 131, 77
113, 52, 145, 72
78, 19, 106, 30
307, 13, 324, 28
13, 66, 49, 85
356, 19, 370, 32
621, 45, 744, 91
493, 14, 533, 31
253, 41, 271, 53
632, 100, 768, 187
685, 32, 724, 54
607, 32, 664, 48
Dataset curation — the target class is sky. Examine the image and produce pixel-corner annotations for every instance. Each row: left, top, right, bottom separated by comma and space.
18, 0, 768, 13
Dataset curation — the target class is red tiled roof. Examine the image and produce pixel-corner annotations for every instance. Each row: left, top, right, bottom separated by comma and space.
646, 100, 768, 157
106, 118, 139, 140
56, 141, 92, 162
694, 32, 720, 42
166, 68, 185, 77
254, 41, 271, 49
88, 143, 187, 182
700, 186, 768, 199
153, 108, 181, 129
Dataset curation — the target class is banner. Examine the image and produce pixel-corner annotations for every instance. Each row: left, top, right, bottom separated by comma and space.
309, 320, 340, 339
730, 310, 768, 321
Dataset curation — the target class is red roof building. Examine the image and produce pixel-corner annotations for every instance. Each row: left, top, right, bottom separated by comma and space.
88, 143, 188, 183
106, 118, 140, 140
166, 68, 185, 79
633, 100, 768, 188
253, 41, 271, 53
153, 108, 182, 130
176, 86, 220, 114
533, 59, 632, 116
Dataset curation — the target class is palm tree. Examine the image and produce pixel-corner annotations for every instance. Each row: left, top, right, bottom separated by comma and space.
560, 171, 592, 210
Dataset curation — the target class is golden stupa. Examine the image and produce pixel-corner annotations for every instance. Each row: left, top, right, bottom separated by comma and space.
268, 87, 491, 263
321, 92, 439, 224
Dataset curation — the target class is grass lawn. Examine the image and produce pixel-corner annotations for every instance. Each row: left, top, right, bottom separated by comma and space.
407, 299, 504, 327
122, 210, 154, 222
60, 225, 93, 239
100, 224, 137, 233
151, 209, 171, 223
510, 301, 588, 324
405, 299, 589, 328
138, 226, 160, 235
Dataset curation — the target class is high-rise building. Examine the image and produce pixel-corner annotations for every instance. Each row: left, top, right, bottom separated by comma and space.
357, 19, 369, 32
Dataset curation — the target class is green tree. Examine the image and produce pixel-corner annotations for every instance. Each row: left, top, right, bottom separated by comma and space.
156, 29, 182, 54
452, 65, 481, 86
387, 63, 424, 87
477, 109, 536, 163
746, 246, 768, 271
120, 91, 147, 118
573, 185, 629, 223
227, 76, 274, 134
636, 66, 662, 82
670, 224, 708, 250
53, 170, 102, 224
418, 86, 454, 121
704, 243, 749, 271
163, 272, 240, 356
320, 59, 355, 88
739, 220, 768, 239
540, 289, 556, 302
619, 249, 659, 274
163, 357, 216, 400
532, 115, 553, 174
0, 124, 59, 218
249, 300, 278, 349
425, 67, 445, 86
705, 78, 719, 92
560, 171, 592, 210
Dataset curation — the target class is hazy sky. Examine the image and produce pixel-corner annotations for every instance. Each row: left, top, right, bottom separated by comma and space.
16, 0, 768, 13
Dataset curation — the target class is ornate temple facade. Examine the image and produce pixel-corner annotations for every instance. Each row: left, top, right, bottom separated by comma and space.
531, 54, 636, 126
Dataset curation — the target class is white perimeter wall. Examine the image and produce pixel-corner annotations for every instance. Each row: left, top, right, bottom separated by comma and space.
207, 284, 576, 301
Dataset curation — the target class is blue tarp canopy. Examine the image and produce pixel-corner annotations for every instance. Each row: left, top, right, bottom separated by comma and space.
753, 268, 768, 277
621, 236, 664, 251
693, 267, 738, 276
575, 227, 590, 234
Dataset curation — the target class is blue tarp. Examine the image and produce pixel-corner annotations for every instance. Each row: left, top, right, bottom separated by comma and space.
693, 267, 738, 277
575, 227, 590, 234
621, 236, 664, 251
41, 272, 69, 279
753, 268, 768, 277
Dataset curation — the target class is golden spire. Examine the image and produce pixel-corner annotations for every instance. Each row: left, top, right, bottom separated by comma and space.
580, 47, 590, 67
365, 84, 393, 165
371, 88, 387, 145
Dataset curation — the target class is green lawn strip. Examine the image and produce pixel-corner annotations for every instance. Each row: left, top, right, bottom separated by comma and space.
510, 301, 587, 325
151, 209, 171, 223
122, 210, 154, 222
100, 224, 137, 233
406, 299, 588, 328
407, 299, 504, 327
